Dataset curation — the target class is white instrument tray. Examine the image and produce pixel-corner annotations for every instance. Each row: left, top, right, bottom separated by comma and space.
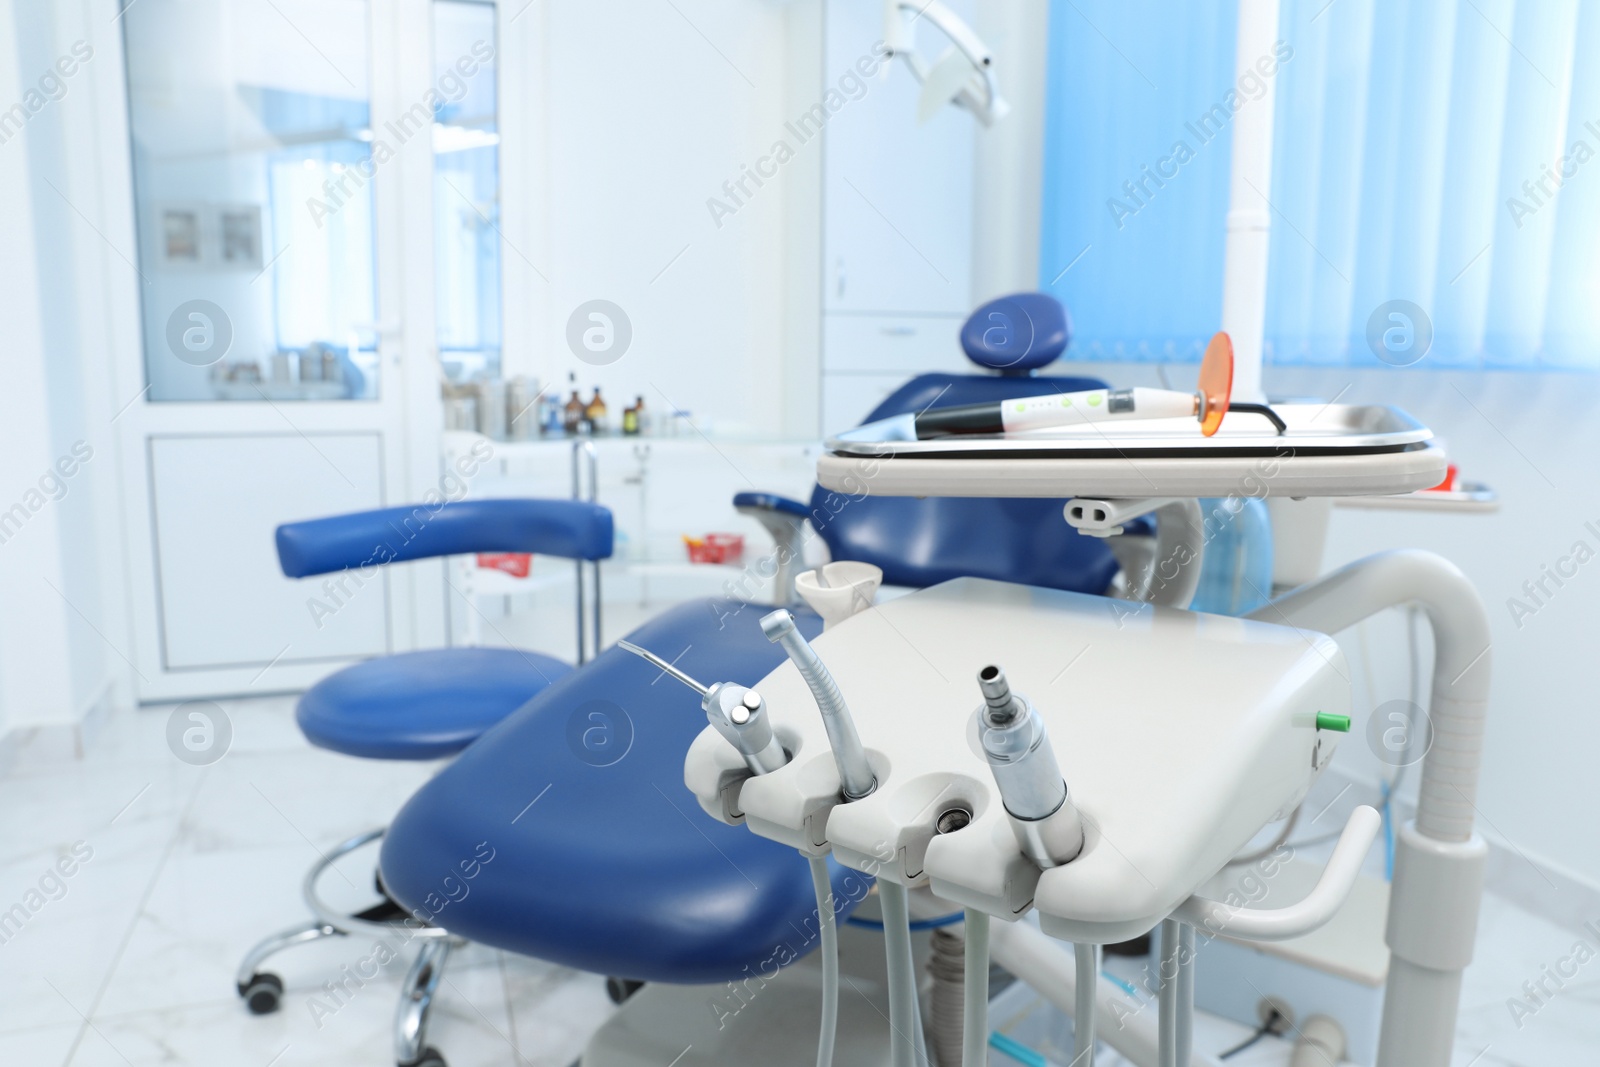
819, 403, 1446, 499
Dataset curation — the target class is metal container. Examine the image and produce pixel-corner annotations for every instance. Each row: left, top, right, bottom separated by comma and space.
507, 376, 540, 441
443, 395, 478, 432
474, 378, 508, 441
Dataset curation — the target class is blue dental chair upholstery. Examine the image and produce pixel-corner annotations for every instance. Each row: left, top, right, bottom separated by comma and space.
296, 648, 567, 761
380, 602, 863, 983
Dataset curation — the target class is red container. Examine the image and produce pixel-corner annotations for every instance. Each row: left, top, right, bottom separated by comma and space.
477, 552, 533, 578
683, 533, 744, 565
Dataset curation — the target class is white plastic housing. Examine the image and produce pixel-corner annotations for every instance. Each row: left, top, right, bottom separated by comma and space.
684, 577, 1348, 944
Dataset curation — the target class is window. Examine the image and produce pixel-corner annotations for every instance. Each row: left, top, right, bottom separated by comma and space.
1040, 0, 1600, 370
123, 0, 380, 401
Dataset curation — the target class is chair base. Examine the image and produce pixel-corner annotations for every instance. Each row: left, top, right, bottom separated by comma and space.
236, 827, 459, 1067
578, 923, 900, 1067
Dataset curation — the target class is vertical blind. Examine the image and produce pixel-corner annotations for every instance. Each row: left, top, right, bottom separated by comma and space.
1040, 0, 1600, 370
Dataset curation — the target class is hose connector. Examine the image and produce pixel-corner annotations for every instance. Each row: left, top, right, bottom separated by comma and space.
974, 665, 1084, 868
978, 663, 1022, 724
761, 609, 877, 800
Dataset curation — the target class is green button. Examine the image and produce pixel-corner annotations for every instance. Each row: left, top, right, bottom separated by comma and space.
1087, 393, 1103, 407
1315, 712, 1351, 732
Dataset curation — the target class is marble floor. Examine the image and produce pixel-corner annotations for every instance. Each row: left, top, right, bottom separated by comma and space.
0, 697, 1592, 1066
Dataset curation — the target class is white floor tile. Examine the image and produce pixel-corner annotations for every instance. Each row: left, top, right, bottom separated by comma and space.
502, 957, 615, 1067
0, 1022, 87, 1065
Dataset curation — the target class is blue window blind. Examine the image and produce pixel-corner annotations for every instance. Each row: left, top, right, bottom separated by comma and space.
1041, 0, 1600, 370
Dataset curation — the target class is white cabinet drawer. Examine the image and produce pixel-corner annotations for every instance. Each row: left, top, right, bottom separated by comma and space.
823, 313, 969, 375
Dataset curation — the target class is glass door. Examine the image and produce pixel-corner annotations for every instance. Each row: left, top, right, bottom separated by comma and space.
110, 0, 482, 700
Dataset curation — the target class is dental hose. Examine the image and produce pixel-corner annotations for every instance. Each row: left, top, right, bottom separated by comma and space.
963, 910, 990, 1067
879, 880, 922, 1067
929, 911, 992, 1067
1074, 942, 1099, 1066
808, 857, 839, 1067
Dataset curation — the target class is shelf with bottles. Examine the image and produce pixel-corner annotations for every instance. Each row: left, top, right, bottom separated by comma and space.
443, 370, 661, 440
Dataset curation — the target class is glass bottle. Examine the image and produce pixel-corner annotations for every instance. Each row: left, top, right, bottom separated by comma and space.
563, 390, 584, 435
584, 388, 608, 435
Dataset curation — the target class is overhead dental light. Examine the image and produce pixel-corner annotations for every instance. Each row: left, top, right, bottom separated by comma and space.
883, 0, 1010, 126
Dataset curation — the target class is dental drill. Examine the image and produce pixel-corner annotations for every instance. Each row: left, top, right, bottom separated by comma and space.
759, 611, 876, 800
974, 665, 1084, 868
974, 664, 1093, 1065
759, 611, 933, 1067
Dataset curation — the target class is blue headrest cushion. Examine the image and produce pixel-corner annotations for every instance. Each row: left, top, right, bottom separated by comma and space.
959, 292, 1070, 374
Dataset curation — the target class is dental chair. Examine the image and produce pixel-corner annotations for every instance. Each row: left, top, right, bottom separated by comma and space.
737, 291, 1134, 602
371, 293, 1149, 1065
234, 497, 612, 1067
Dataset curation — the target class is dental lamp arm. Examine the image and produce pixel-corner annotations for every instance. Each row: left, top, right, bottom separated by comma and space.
1065, 498, 1205, 609
884, 0, 1008, 126
1174, 806, 1382, 941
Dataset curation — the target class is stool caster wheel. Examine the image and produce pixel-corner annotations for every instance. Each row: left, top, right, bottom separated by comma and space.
401, 1047, 446, 1067
239, 972, 284, 1015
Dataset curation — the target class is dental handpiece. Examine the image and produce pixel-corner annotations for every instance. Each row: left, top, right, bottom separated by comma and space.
974, 665, 1084, 868
616, 640, 788, 775
760, 610, 877, 800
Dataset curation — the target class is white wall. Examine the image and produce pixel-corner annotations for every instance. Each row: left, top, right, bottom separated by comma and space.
0, 0, 133, 738
512, 0, 814, 440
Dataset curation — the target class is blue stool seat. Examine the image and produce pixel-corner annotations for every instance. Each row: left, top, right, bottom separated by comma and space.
379, 599, 867, 983
299, 647, 573, 760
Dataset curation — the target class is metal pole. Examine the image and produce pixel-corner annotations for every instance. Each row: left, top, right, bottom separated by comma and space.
585, 442, 602, 655
570, 440, 593, 663
1157, 919, 1179, 1067
1175, 923, 1194, 1067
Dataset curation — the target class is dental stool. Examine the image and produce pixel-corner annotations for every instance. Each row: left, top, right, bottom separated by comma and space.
235, 497, 612, 1067
737, 291, 1136, 600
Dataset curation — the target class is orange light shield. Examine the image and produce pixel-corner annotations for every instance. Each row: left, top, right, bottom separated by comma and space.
1198, 331, 1234, 436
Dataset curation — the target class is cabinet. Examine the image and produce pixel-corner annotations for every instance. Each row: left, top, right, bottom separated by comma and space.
818, 0, 977, 432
